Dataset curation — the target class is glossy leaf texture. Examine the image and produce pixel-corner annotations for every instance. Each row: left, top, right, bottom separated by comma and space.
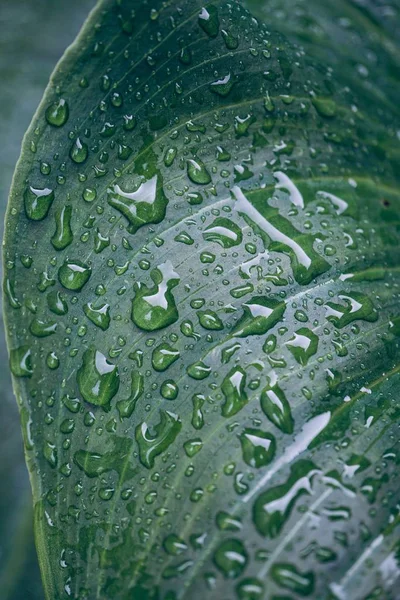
3, 0, 400, 598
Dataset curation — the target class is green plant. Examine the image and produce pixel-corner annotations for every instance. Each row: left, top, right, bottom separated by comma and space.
3, 0, 400, 598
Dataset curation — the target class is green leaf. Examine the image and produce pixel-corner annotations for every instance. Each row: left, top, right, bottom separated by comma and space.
3, 0, 400, 599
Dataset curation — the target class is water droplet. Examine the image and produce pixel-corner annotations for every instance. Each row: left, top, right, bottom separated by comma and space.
214, 538, 248, 579
20, 407, 33, 450
221, 29, 239, 50
191, 394, 205, 429
260, 377, 294, 434
30, 318, 57, 337
135, 410, 182, 469
198, 6, 219, 38
253, 460, 320, 537
117, 371, 144, 419
187, 158, 212, 185
325, 292, 378, 328
222, 367, 247, 417
43, 440, 57, 468
234, 114, 256, 137
151, 342, 180, 372
233, 186, 330, 285
183, 438, 203, 457
210, 73, 235, 97
4, 278, 21, 309
203, 217, 243, 248
216, 512, 242, 532
164, 147, 177, 167
94, 228, 110, 254
239, 428, 276, 468
236, 578, 264, 600
187, 191, 203, 205
179, 45, 192, 65
198, 309, 224, 330
70, 137, 88, 163
286, 328, 319, 366
161, 379, 179, 400
312, 96, 337, 118
74, 438, 134, 479
45, 98, 69, 127
163, 534, 187, 556
108, 175, 168, 234
233, 297, 286, 338
187, 361, 211, 380
10, 346, 32, 377
47, 290, 68, 315
58, 259, 91, 291
270, 562, 315, 596
132, 262, 180, 331
77, 347, 120, 406
24, 186, 54, 221
51, 205, 73, 250
83, 302, 110, 330
174, 231, 194, 245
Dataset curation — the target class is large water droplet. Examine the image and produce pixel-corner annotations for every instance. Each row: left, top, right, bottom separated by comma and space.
77, 347, 120, 406
203, 217, 243, 248
29, 318, 57, 338
312, 96, 337, 118
210, 73, 235, 97
152, 342, 180, 372
191, 394, 205, 429
47, 290, 68, 315
253, 460, 320, 537
83, 302, 111, 330
325, 292, 378, 328
236, 578, 264, 600
233, 297, 286, 338
233, 186, 330, 285
10, 345, 32, 377
135, 410, 182, 469
51, 205, 73, 250
24, 186, 54, 221
222, 367, 248, 417
213, 538, 248, 579
198, 309, 224, 330
286, 328, 319, 366
117, 371, 144, 419
131, 262, 180, 331
45, 98, 69, 127
260, 377, 294, 434
239, 428, 276, 468
187, 361, 211, 380
198, 6, 220, 38
187, 158, 212, 185
163, 534, 187, 556
270, 562, 315, 596
108, 175, 168, 234
58, 259, 91, 291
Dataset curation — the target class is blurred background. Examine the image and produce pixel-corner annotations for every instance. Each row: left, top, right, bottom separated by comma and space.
0, 1, 94, 597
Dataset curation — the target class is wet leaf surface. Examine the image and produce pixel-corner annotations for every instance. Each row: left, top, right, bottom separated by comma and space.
3, 0, 400, 598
